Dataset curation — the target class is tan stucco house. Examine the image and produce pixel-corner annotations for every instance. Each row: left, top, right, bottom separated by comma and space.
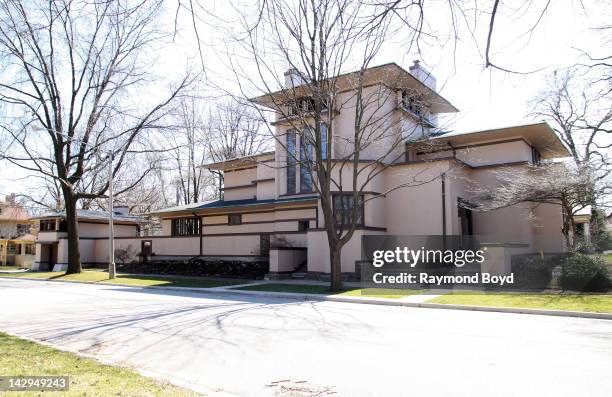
143, 62, 569, 279
33, 209, 143, 271
31, 62, 570, 278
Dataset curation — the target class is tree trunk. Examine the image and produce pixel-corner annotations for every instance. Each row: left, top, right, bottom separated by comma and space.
329, 243, 343, 291
63, 189, 82, 274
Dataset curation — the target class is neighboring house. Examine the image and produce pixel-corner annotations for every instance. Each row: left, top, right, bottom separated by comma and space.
38, 62, 570, 278
32, 208, 143, 271
607, 212, 612, 230
0, 194, 32, 239
0, 194, 36, 267
0, 234, 36, 267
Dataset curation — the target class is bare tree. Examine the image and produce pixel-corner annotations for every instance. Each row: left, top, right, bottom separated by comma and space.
205, 100, 270, 198
227, 0, 452, 290
0, 0, 190, 273
531, 69, 612, 181
164, 97, 213, 205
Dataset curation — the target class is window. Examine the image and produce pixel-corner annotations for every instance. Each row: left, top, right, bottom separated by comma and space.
228, 214, 242, 225
401, 90, 434, 127
58, 219, 67, 232
401, 90, 423, 116
300, 135, 313, 192
25, 244, 35, 255
298, 220, 310, 232
288, 97, 329, 116
260, 234, 270, 256
299, 123, 328, 192
531, 146, 541, 165
17, 223, 30, 236
40, 219, 56, 232
7, 242, 18, 255
332, 194, 364, 228
171, 217, 201, 236
286, 130, 296, 194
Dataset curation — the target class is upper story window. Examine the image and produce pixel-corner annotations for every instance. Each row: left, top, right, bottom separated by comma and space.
401, 90, 434, 127
332, 194, 364, 228
286, 130, 297, 194
287, 97, 329, 116
171, 217, 200, 236
40, 219, 56, 232
17, 223, 30, 235
228, 214, 242, 225
287, 124, 328, 194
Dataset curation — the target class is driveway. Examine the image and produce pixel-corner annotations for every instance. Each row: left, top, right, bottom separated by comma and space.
1, 278, 611, 396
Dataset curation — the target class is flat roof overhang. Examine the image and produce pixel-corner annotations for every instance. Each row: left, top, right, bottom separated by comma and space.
430, 122, 570, 159
250, 63, 459, 115
152, 196, 318, 218
203, 151, 275, 172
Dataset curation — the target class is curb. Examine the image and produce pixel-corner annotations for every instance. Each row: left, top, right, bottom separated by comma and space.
2, 276, 611, 320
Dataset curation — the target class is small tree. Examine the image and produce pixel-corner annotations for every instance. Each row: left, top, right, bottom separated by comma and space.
470, 163, 596, 251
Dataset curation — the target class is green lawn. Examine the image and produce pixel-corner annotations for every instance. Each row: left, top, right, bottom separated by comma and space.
602, 253, 612, 265
0, 332, 198, 396
0, 269, 249, 288
0, 265, 26, 270
429, 291, 612, 313
232, 283, 422, 299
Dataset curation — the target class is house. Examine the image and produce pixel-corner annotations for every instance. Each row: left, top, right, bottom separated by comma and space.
0, 194, 36, 267
0, 234, 36, 268
0, 194, 32, 239
36, 62, 570, 278
143, 62, 568, 279
32, 208, 143, 271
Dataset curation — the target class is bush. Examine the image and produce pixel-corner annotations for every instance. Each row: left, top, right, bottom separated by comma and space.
511, 255, 554, 289
117, 258, 268, 279
561, 254, 611, 292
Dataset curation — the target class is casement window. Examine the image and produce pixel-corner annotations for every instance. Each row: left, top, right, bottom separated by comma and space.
299, 123, 328, 192
288, 97, 329, 116
171, 217, 201, 236
300, 136, 313, 192
25, 244, 35, 255
40, 219, 56, 232
401, 90, 424, 116
7, 242, 18, 255
228, 214, 242, 225
332, 194, 364, 228
286, 130, 297, 194
298, 220, 310, 232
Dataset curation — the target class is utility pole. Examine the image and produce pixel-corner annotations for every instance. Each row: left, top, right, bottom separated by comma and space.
108, 151, 115, 279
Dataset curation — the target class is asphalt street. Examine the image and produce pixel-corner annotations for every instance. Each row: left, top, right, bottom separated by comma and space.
0, 278, 611, 396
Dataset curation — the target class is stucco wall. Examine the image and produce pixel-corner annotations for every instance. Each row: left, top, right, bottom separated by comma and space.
78, 222, 137, 238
